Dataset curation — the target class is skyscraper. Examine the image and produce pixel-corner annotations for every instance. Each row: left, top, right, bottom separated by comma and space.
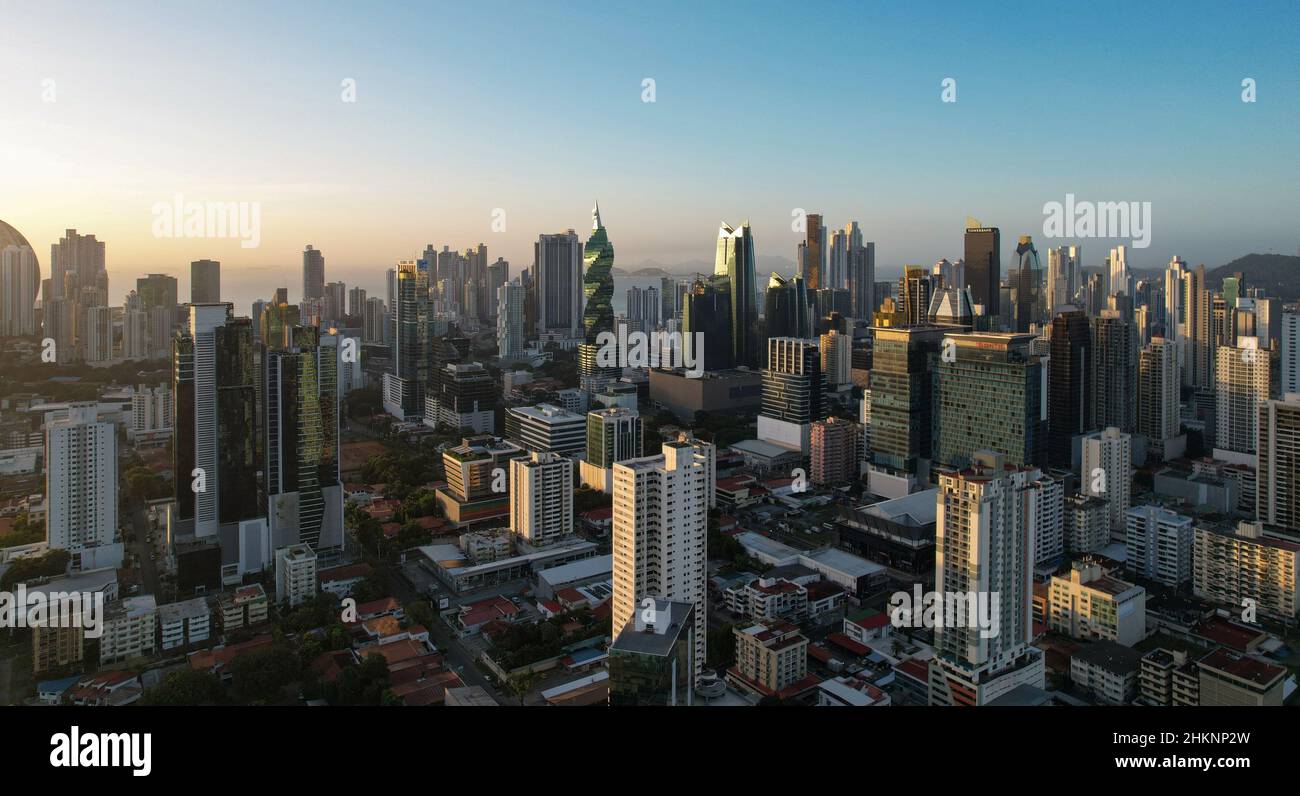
1283, 313, 1300, 396
612, 440, 711, 684
579, 202, 619, 395
1257, 395, 1300, 531
172, 304, 263, 547
580, 407, 643, 493
1048, 308, 1090, 467
535, 230, 583, 340
1082, 427, 1132, 540
1108, 244, 1130, 297
898, 266, 932, 326
932, 332, 1045, 470
190, 259, 221, 304
0, 226, 40, 336
46, 403, 121, 569
363, 296, 386, 344
49, 228, 104, 302
764, 272, 813, 342
799, 213, 826, 290
1012, 236, 1043, 333
497, 279, 528, 362
714, 221, 759, 368
1045, 245, 1080, 314
819, 327, 852, 389
929, 450, 1045, 705
302, 245, 325, 301
963, 224, 1000, 319
847, 228, 876, 323
1090, 310, 1138, 433
867, 325, 946, 492
1216, 336, 1270, 456
509, 451, 574, 547
682, 275, 733, 371
758, 337, 825, 455
1137, 337, 1183, 459
262, 326, 343, 553
383, 260, 431, 421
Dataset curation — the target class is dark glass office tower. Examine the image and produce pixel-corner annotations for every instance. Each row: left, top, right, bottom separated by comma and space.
869, 326, 947, 476
172, 333, 196, 525
384, 259, 431, 420
932, 332, 1045, 469
764, 273, 813, 342
1048, 308, 1091, 467
714, 222, 758, 369
898, 267, 932, 326
682, 275, 733, 371
1012, 236, 1043, 333
264, 325, 341, 551
579, 202, 619, 394
214, 317, 259, 524
964, 225, 1001, 318
802, 214, 825, 290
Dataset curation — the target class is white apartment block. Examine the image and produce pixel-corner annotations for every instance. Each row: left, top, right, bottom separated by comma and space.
1215, 337, 1269, 456
275, 544, 318, 608
98, 595, 159, 665
509, 450, 574, 546
1282, 313, 1300, 397
1125, 505, 1194, 587
1081, 427, 1132, 541
612, 440, 711, 683
1193, 520, 1299, 623
724, 577, 809, 623
929, 450, 1046, 706
158, 597, 211, 650
45, 403, 120, 567
1028, 472, 1065, 565
1049, 561, 1146, 647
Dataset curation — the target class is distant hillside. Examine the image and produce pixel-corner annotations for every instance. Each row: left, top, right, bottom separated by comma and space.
1208, 253, 1300, 301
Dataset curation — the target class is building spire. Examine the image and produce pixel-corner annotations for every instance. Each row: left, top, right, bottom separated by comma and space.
593, 200, 602, 230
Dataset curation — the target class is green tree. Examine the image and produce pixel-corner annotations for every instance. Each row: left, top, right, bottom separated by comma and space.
139, 669, 226, 706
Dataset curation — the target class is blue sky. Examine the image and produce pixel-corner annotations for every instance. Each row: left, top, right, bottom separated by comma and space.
2, 0, 1298, 307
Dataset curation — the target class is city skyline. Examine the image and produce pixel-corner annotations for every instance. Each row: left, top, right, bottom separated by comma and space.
3, 0, 1299, 306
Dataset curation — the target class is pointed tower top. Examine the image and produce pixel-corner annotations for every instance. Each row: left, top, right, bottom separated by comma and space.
593, 200, 602, 230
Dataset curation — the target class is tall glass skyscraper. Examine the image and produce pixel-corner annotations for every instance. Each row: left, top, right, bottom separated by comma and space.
714, 222, 758, 369
579, 202, 619, 395
1012, 236, 1043, 333
964, 224, 1000, 319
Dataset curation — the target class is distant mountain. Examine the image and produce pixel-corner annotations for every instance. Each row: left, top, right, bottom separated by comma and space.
1207, 253, 1300, 301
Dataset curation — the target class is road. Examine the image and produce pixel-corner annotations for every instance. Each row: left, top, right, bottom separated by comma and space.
382, 559, 508, 705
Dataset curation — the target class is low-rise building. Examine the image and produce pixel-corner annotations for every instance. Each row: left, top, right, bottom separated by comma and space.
1069, 641, 1143, 704
1197, 648, 1286, 706
724, 576, 809, 623
158, 597, 211, 650
1048, 560, 1147, 646
1139, 647, 1201, 706
219, 584, 269, 631
99, 595, 158, 665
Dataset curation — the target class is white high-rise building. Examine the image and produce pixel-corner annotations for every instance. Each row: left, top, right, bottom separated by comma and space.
80, 305, 113, 362
1, 241, 40, 336
509, 451, 574, 547
497, 280, 527, 361
1138, 337, 1184, 460
1215, 336, 1269, 456
1046, 245, 1080, 313
130, 385, 173, 437
1108, 244, 1129, 297
1125, 505, 1194, 587
819, 328, 852, 389
612, 440, 711, 683
1081, 427, 1132, 541
46, 403, 120, 568
929, 451, 1046, 705
1028, 471, 1065, 565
